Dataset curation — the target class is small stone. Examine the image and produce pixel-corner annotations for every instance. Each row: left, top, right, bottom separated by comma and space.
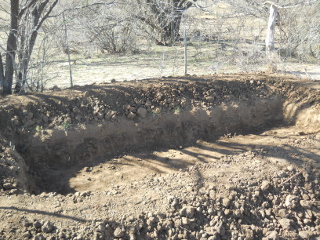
245, 228, 254, 240
129, 233, 136, 240
204, 226, 215, 235
97, 112, 104, 119
303, 218, 312, 225
214, 222, 225, 236
22, 231, 31, 238
127, 112, 136, 120
3, 182, 14, 190
298, 231, 310, 239
146, 216, 158, 226
279, 218, 292, 230
83, 91, 90, 98
302, 194, 310, 200
114, 226, 125, 238
34, 234, 45, 240
181, 217, 189, 225
300, 200, 312, 209
260, 180, 271, 191
254, 190, 260, 197
287, 165, 294, 171
74, 192, 80, 197
169, 197, 179, 208
80, 191, 90, 197
42, 221, 53, 233
174, 218, 182, 227
265, 230, 279, 240
208, 235, 219, 240
265, 209, 272, 216
137, 107, 148, 118
74, 233, 83, 240
11, 117, 20, 126
262, 201, 269, 208
208, 208, 214, 216
96, 223, 105, 232
157, 212, 166, 219
105, 110, 116, 120
33, 221, 42, 229
305, 209, 313, 219
205, 96, 215, 102
285, 195, 299, 208
222, 198, 230, 208
24, 119, 35, 127
224, 209, 230, 216
275, 208, 288, 218
180, 206, 196, 218
42, 115, 49, 123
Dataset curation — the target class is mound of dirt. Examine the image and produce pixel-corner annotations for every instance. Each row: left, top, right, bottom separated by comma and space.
0, 74, 319, 240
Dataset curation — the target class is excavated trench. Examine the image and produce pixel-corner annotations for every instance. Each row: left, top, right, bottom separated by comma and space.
28, 98, 283, 194
1, 76, 319, 195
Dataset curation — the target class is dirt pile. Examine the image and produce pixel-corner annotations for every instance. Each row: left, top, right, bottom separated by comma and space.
0, 74, 319, 240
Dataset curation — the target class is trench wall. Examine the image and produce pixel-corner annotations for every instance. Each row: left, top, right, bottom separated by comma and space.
28, 98, 283, 169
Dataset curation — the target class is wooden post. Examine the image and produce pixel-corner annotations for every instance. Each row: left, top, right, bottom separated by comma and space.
265, 4, 278, 56
184, 29, 188, 76
63, 12, 73, 88
0, 53, 4, 95
264, 1, 279, 72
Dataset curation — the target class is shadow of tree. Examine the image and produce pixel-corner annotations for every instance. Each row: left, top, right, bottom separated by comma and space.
0, 206, 89, 223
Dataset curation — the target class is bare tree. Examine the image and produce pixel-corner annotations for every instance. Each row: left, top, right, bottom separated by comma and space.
0, 0, 58, 95
132, 0, 197, 46
82, 2, 138, 54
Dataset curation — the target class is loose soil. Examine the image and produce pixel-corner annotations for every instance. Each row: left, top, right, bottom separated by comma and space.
0, 73, 319, 240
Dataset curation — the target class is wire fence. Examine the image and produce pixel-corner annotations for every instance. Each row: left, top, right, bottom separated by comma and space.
40, 18, 319, 89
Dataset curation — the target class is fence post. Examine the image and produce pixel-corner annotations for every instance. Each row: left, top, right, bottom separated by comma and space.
63, 12, 73, 88
184, 29, 188, 76
265, 4, 278, 56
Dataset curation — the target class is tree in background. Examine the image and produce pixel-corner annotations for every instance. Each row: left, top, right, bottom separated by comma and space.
75, 0, 198, 54
133, 0, 197, 46
0, 0, 58, 95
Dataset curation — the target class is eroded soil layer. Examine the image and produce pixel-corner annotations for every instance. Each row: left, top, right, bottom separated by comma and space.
0, 74, 319, 240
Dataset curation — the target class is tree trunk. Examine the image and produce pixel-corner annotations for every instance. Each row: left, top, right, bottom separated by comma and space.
3, 0, 19, 95
157, 10, 183, 46
137, 0, 194, 46
15, 0, 52, 92
15, 30, 38, 93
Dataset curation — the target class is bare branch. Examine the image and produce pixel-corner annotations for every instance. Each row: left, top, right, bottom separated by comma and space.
35, 0, 59, 31
50, 1, 117, 18
263, 0, 318, 8
19, 0, 38, 18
